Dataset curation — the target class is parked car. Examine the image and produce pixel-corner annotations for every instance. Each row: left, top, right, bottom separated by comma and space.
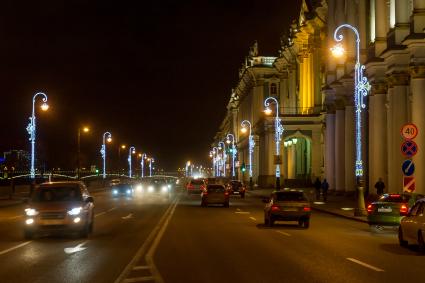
263, 190, 311, 228
23, 181, 94, 239
186, 178, 206, 194
367, 193, 419, 228
398, 197, 425, 252
227, 180, 246, 198
201, 184, 230, 207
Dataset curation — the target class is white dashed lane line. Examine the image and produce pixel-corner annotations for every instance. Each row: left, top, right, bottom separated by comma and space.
275, 230, 291, 237
0, 241, 32, 256
249, 217, 257, 221
235, 211, 250, 214
346, 258, 385, 272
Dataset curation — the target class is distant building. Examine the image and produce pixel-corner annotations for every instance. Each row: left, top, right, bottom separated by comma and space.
2, 150, 30, 171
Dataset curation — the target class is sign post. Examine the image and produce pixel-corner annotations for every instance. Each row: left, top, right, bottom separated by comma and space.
400, 123, 418, 193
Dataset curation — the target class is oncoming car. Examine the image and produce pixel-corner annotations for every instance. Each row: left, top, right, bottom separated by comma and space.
111, 183, 134, 197
140, 178, 172, 198
23, 181, 94, 239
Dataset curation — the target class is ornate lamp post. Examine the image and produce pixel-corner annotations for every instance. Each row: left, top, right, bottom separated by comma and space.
218, 141, 227, 177
100, 132, 112, 179
77, 126, 90, 179
226, 134, 237, 179
332, 24, 370, 216
26, 92, 49, 179
241, 120, 255, 189
128, 146, 136, 177
140, 153, 147, 178
264, 97, 284, 190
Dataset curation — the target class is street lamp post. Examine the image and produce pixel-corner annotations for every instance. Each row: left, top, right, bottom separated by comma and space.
241, 120, 255, 189
218, 141, 227, 177
77, 126, 90, 179
100, 132, 112, 179
26, 92, 49, 179
226, 134, 237, 179
128, 146, 136, 178
140, 153, 147, 178
149, 158, 154, 177
212, 147, 218, 177
264, 97, 284, 190
332, 24, 370, 216
118, 145, 126, 173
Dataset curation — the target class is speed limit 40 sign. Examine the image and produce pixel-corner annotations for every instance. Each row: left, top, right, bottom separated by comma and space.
401, 123, 418, 140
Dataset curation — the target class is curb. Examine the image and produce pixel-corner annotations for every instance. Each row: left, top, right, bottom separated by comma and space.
312, 206, 368, 224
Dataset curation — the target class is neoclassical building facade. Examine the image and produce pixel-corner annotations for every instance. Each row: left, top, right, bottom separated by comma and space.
214, 0, 425, 195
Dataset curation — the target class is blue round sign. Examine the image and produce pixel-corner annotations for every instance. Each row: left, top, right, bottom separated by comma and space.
402, 159, 415, 176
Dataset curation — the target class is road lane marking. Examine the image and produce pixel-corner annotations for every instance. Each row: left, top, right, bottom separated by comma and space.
124, 276, 155, 282
249, 217, 257, 221
275, 231, 291, 237
235, 211, 250, 214
64, 241, 88, 254
236, 208, 241, 211
8, 215, 23, 220
122, 213, 133, 220
132, 266, 150, 271
346, 258, 385, 272
108, 207, 117, 212
0, 241, 31, 256
95, 211, 107, 218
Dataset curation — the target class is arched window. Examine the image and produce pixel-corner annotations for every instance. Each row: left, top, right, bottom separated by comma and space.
270, 83, 277, 96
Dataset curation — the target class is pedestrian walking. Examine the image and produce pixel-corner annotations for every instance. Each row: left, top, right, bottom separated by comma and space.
321, 179, 329, 202
374, 178, 385, 195
314, 177, 321, 200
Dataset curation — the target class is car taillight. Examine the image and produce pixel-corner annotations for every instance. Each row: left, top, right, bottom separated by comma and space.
271, 204, 280, 212
187, 184, 193, 189
367, 204, 374, 214
203, 191, 208, 196
303, 206, 311, 212
224, 191, 229, 196
400, 204, 409, 216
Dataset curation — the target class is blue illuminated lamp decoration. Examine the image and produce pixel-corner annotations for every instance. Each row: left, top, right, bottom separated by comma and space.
212, 147, 218, 177
241, 120, 255, 189
333, 24, 370, 215
209, 149, 216, 177
226, 133, 237, 179
140, 153, 147, 178
100, 132, 112, 179
264, 97, 284, 190
26, 92, 49, 179
149, 157, 154, 177
128, 146, 136, 177
218, 141, 227, 177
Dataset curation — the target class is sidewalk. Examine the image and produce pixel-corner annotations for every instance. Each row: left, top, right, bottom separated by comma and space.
247, 187, 368, 223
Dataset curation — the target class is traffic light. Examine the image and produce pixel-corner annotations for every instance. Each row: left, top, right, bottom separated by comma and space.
241, 163, 246, 172
95, 169, 99, 175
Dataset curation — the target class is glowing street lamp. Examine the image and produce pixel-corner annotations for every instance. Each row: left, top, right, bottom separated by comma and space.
185, 161, 191, 177
77, 126, 90, 179
218, 141, 227, 177
128, 146, 136, 177
332, 24, 370, 215
226, 134, 237, 179
100, 132, 112, 179
26, 92, 49, 179
264, 97, 284, 190
140, 153, 147, 178
241, 120, 255, 188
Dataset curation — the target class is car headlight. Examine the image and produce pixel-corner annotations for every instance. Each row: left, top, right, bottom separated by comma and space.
113, 189, 118, 194
68, 207, 82, 216
162, 186, 168, 193
148, 186, 154, 193
25, 208, 38, 216
126, 189, 132, 194
136, 184, 143, 192
167, 184, 171, 189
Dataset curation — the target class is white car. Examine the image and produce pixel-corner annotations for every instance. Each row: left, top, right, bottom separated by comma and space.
398, 198, 425, 252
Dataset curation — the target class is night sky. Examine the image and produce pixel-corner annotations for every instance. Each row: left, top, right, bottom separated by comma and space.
0, 0, 300, 171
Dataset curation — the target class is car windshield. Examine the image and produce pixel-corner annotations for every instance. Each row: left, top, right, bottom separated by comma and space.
207, 185, 225, 192
32, 185, 82, 202
274, 192, 307, 202
378, 194, 410, 203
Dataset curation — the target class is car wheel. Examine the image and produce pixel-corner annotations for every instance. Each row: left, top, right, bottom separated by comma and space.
398, 227, 408, 247
224, 202, 230, 208
264, 215, 269, 226
24, 229, 34, 240
303, 219, 310, 229
418, 231, 425, 253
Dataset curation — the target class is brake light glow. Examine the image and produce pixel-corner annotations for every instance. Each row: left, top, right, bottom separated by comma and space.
400, 204, 408, 216
271, 204, 280, 212
224, 191, 229, 196
303, 206, 311, 212
367, 204, 374, 214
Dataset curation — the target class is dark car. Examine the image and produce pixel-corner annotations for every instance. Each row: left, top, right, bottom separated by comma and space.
23, 181, 95, 238
227, 180, 246, 198
112, 183, 134, 197
201, 184, 230, 207
186, 179, 206, 194
263, 190, 311, 228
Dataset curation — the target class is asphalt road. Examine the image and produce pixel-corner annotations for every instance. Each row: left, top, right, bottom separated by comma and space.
0, 188, 423, 283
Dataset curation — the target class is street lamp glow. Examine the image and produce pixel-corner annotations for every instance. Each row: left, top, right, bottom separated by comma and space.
128, 146, 136, 177
241, 127, 247, 134
330, 43, 345, 58
121, 145, 126, 149
333, 24, 370, 215
264, 97, 284, 190
292, 138, 298, 145
100, 131, 112, 179
83, 127, 90, 133
26, 92, 49, 179
264, 107, 272, 115
107, 137, 112, 143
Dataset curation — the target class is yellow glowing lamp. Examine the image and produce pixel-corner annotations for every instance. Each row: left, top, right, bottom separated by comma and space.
40, 103, 49, 111
264, 107, 272, 115
83, 127, 90, 133
107, 137, 112, 143
331, 44, 345, 58
226, 139, 231, 144
241, 127, 247, 134
121, 145, 126, 149
138, 153, 142, 157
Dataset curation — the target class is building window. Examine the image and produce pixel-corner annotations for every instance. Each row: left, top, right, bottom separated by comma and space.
270, 83, 277, 96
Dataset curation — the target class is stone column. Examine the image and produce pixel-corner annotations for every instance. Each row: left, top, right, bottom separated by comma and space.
368, 82, 388, 192
325, 113, 336, 191
395, 0, 411, 44
411, 63, 425, 195
344, 105, 356, 192
288, 144, 296, 179
413, 0, 425, 33
311, 128, 322, 183
359, 0, 368, 63
335, 107, 346, 193
375, 0, 388, 56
